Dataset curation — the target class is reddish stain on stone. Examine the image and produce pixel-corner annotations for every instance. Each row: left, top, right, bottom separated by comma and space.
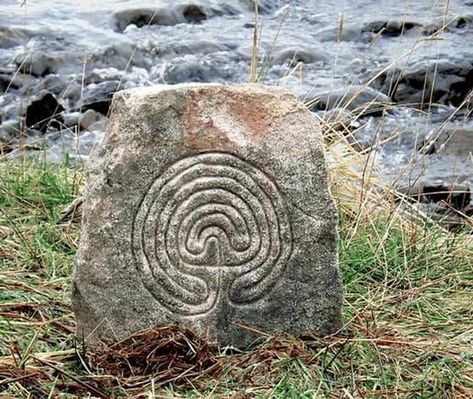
183, 89, 236, 152
226, 95, 274, 138
182, 86, 302, 151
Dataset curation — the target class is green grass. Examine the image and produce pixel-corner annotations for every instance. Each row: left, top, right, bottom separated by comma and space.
0, 161, 472, 398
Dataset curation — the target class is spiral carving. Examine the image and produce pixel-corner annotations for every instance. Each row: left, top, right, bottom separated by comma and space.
131, 152, 292, 316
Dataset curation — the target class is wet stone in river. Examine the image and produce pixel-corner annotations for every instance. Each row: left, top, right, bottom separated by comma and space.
72, 83, 342, 348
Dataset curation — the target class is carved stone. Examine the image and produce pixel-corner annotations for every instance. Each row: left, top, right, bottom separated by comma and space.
72, 84, 342, 348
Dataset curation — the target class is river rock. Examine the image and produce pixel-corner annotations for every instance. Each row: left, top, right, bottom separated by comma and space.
112, 4, 220, 32
79, 109, 98, 130
0, 92, 19, 123
436, 128, 473, 157
161, 40, 235, 58
309, 86, 391, 116
81, 81, 120, 115
162, 55, 233, 84
72, 83, 343, 348
181, 5, 207, 23
113, 8, 179, 31
421, 184, 471, 210
25, 92, 64, 132
15, 53, 58, 77
362, 20, 422, 37
319, 19, 422, 43
315, 24, 364, 42
0, 26, 31, 48
271, 46, 329, 66
0, 74, 11, 92
377, 59, 473, 107
30, 75, 69, 97
62, 112, 80, 128
423, 15, 472, 35
0, 120, 20, 143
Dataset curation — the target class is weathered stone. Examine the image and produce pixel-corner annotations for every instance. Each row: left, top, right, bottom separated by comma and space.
72, 83, 342, 348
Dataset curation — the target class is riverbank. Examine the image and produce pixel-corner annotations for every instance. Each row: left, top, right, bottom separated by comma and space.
1, 0, 473, 223
1, 160, 472, 398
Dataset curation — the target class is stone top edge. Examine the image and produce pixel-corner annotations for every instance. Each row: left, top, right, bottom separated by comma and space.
115, 83, 296, 98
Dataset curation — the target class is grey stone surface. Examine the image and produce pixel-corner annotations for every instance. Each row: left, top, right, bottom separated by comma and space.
72, 83, 342, 348
79, 109, 98, 131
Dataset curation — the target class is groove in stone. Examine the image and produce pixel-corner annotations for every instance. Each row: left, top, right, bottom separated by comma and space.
131, 152, 292, 316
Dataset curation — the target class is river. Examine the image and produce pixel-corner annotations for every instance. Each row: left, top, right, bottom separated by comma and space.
1, 0, 472, 215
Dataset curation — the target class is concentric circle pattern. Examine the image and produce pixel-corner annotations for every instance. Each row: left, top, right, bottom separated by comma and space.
132, 153, 292, 316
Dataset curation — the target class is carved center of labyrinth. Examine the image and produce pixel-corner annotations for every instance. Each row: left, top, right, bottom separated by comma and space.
132, 152, 292, 316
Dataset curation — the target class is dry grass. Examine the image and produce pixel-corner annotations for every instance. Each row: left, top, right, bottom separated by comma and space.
0, 158, 472, 398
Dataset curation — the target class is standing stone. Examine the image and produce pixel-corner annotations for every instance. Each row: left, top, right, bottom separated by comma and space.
72, 84, 342, 348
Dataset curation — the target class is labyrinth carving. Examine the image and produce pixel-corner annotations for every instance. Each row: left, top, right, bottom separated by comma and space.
131, 152, 292, 316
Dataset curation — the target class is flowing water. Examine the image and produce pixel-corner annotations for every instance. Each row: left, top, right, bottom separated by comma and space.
1, 0, 472, 198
